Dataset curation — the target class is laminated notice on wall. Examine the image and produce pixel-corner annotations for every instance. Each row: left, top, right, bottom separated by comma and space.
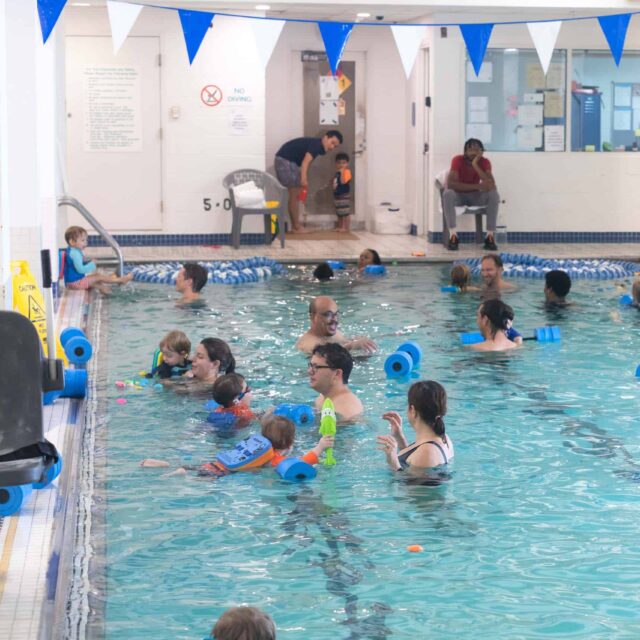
526, 64, 545, 89
545, 63, 565, 90
319, 76, 339, 100
544, 125, 564, 151
517, 104, 543, 126
320, 99, 339, 125
517, 126, 542, 149
543, 91, 563, 118
83, 66, 142, 152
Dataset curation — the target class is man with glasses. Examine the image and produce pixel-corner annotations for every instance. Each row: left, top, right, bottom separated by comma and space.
295, 295, 377, 354
308, 343, 363, 421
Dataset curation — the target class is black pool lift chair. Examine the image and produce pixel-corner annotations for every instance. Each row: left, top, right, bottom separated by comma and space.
0, 310, 64, 516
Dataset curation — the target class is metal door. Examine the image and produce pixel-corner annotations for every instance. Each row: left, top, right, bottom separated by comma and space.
302, 54, 364, 219
65, 36, 162, 231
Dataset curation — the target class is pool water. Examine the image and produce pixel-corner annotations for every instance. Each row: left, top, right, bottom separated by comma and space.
100, 264, 640, 639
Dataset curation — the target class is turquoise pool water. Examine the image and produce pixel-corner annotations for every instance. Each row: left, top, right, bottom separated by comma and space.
100, 265, 640, 639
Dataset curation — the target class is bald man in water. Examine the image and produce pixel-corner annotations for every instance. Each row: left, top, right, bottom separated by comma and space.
295, 295, 377, 354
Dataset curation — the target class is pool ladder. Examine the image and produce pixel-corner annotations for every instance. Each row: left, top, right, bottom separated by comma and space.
57, 196, 124, 276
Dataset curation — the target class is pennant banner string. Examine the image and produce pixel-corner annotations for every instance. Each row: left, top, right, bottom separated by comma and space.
114, 2, 640, 28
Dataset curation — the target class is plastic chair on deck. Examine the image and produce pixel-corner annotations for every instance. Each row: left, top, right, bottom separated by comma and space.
0, 311, 63, 516
435, 169, 488, 246
222, 169, 287, 249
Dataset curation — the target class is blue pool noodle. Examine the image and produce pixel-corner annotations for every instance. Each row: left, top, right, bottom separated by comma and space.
0, 484, 33, 517
363, 264, 386, 275
460, 332, 485, 345
273, 404, 315, 426
397, 341, 422, 369
275, 458, 317, 482
384, 351, 413, 378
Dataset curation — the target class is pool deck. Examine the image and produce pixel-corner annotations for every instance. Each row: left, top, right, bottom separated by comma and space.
0, 290, 92, 640
88, 231, 640, 264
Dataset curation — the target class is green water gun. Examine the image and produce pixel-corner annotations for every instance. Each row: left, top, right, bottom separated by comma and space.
319, 398, 337, 466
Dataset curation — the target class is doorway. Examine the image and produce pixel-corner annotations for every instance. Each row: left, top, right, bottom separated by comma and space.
65, 36, 163, 231
300, 52, 366, 224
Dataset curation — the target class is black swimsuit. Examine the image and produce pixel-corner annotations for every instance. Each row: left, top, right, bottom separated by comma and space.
398, 440, 449, 470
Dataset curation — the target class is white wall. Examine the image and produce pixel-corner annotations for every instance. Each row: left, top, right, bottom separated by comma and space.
62, 6, 640, 240
65, 7, 267, 235
429, 13, 640, 234
0, 0, 63, 309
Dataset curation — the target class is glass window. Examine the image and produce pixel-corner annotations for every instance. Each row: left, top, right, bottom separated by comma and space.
465, 48, 567, 152
572, 50, 640, 152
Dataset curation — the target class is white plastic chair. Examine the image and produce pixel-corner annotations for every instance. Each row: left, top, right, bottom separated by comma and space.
435, 169, 488, 247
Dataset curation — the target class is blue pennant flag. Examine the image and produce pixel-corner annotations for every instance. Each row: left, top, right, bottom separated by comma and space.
598, 13, 631, 66
178, 9, 215, 65
318, 21, 354, 75
37, 0, 67, 44
460, 23, 494, 77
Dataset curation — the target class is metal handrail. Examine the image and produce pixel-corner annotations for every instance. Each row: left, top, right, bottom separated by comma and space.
57, 196, 124, 276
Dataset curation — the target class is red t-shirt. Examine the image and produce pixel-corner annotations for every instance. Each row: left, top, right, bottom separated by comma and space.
450, 155, 492, 185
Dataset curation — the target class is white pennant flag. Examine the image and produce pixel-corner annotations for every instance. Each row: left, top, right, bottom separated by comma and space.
390, 25, 426, 79
107, 1, 143, 55
249, 18, 286, 69
527, 21, 561, 75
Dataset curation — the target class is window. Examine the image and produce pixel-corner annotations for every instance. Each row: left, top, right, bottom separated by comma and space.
465, 48, 567, 152
572, 50, 640, 152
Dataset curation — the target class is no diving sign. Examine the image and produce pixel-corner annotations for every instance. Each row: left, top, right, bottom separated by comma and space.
201, 85, 223, 107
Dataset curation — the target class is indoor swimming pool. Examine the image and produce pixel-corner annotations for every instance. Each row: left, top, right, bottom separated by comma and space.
90, 264, 640, 639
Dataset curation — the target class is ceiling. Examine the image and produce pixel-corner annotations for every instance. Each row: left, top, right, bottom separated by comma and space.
69, 1, 632, 24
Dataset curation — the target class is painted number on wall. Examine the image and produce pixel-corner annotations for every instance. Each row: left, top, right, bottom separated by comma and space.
203, 198, 231, 211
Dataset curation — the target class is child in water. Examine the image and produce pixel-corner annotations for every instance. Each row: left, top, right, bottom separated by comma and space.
207, 373, 256, 427
140, 414, 333, 477
148, 330, 191, 379
450, 264, 479, 292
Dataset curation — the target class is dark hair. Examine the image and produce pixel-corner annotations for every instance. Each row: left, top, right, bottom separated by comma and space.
408, 380, 448, 440
325, 129, 343, 143
464, 138, 484, 152
212, 373, 244, 407
200, 338, 236, 374
545, 270, 571, 298
311, 343, 353, 383
212, 606, 276, 640
261, 414, 296, 451
313, 262, 334, 282
365, 249, 381, 265
182, 263, 208, 293
481, 253, 503, 268
479, 299, 514, 337
335, 152, 349, 163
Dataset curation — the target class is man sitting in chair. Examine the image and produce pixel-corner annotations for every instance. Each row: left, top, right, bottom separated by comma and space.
443, 138, 500, 252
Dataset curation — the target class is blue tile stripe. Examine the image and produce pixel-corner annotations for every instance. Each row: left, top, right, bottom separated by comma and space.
87, 234, 270, 247
429, 231, 640, 244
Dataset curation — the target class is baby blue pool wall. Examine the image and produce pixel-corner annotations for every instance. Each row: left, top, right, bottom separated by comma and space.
3, 2, 640, 309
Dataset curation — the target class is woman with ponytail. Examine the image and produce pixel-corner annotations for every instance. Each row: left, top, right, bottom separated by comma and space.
377, 380, 454, 471
472, 299, 519, 352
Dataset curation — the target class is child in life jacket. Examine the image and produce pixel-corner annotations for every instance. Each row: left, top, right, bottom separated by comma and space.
139, 414, 333, 477
207, 373, 255, 427
147, 330, 192, 379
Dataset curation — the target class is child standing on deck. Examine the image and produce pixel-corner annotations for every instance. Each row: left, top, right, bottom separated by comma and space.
333, 153, 352, 232
63, 226, 132, 294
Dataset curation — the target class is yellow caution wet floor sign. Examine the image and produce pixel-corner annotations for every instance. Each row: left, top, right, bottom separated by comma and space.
12, 260, 67, 363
